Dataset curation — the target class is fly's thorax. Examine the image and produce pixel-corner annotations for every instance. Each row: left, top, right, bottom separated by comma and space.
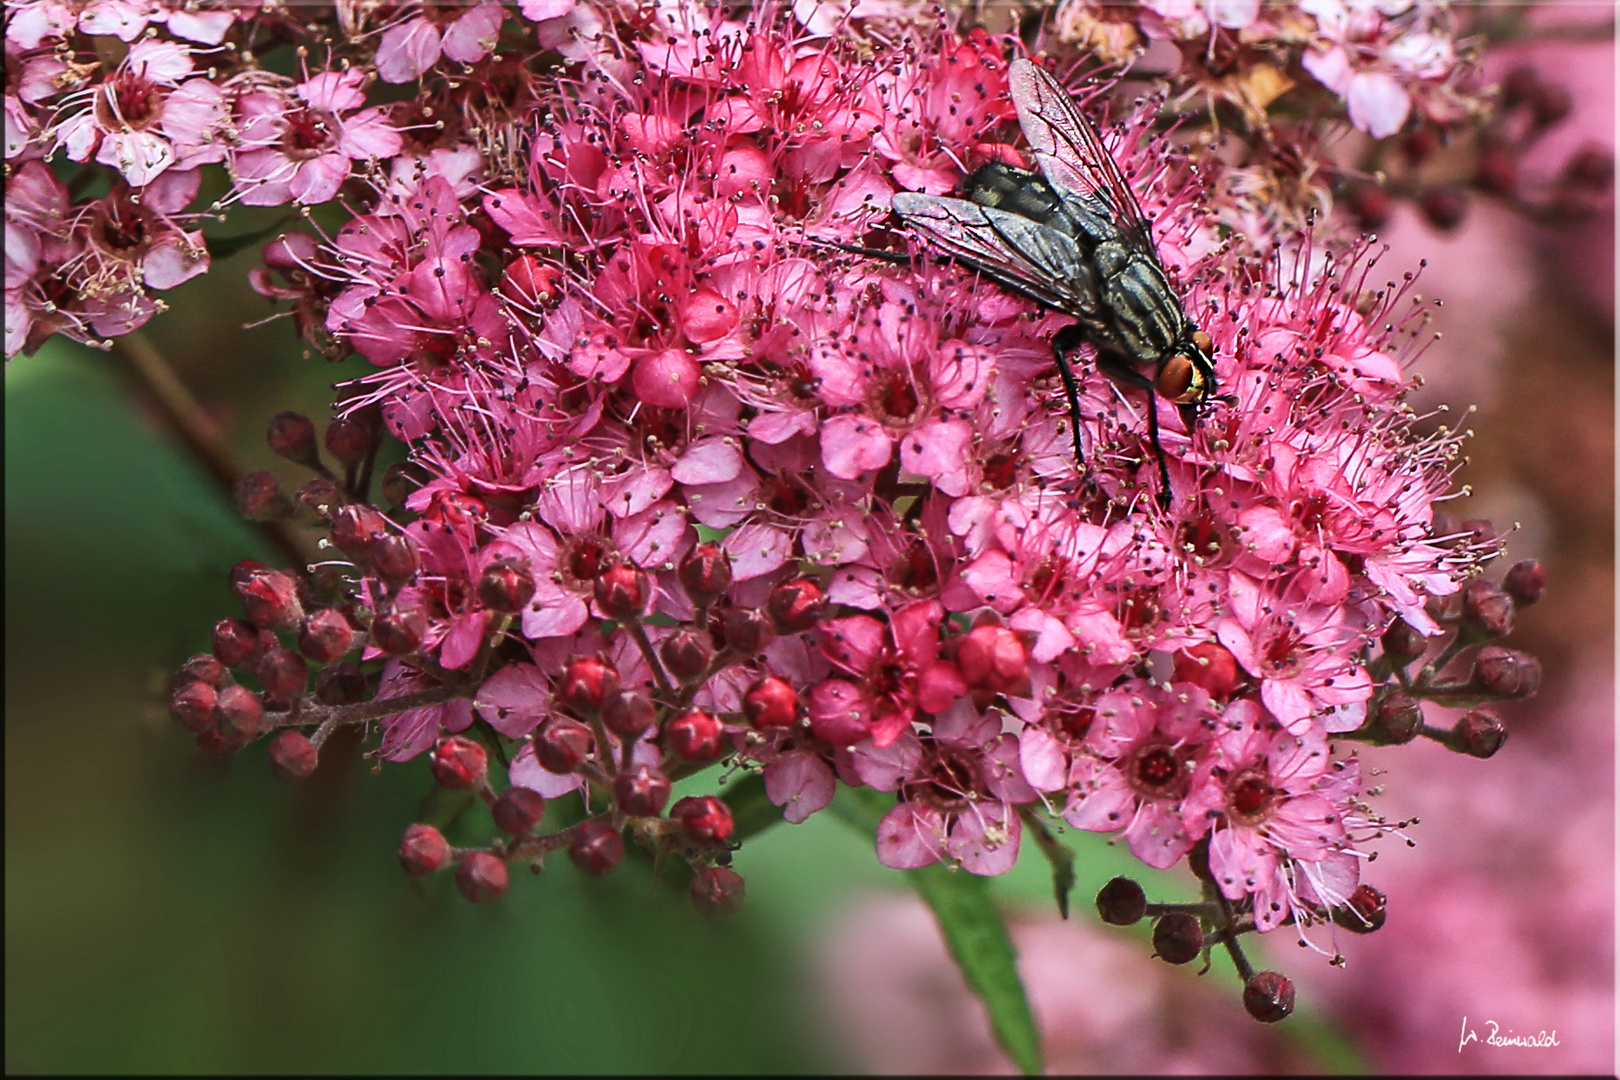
1097, 250, 1186, 362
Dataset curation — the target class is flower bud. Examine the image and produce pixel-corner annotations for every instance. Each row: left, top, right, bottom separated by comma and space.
569, 820, 624, 876
690, 866, 746, 918
1346, 184, 1391, 232
534, 717, 594, 774
215, 683, 265, 742
298, 608, 356, 662
955, 625, 1031, 697
1473, 646, 1540, 699
398, 823, 450, 877
324, 414, 375, 466
293, 477, 341, 523
257, 647, 309, 705
476, 558, 535, 614
431, 736, 488, 790
678, 544, 733, 606
381, 461, 427, 510
767, 578, 824, 633
174, 653, 227, 689
501, 253, 563, 308
329, 504, 389, 562
233, 563, 304, 630
1380, 619, 1428, 663
1500, 65, 1539, 109
1334, 884, 1387, 934
267, 411, 322, 469
371, 604, 427, 656
659, 629, 714, 684
1419, 187, 1467, 231
1452, 708, 1508, 758
1242, 971, 1295, 1023
369, 533, 420, 591
423, 490, 487, 529
612, 763, 671, 817
632, 348, 701, 408
558, 655, 620, 717
170, 680, 218, 734
1502, 560, 1545, 607
1366, 691, 1423, 745
1171, 642, 1241, 698
718, 607, 774, 655
1565, 147, 1615, 190
1151, 913, 1203, 965
455, 851, 509, 903
672, 795, 735, 844
492, 786, 546, 835
267, 729, 318, 781
743, 676, 799, 731
1096, 876, 1147, 926
665, 709, 724, 763
235, 470, 294, 521
1474, 142, 1518, 196
593, 564, 649, 621
1531, 83, 1572, 128
1461, 578, 1514, 639
315, 660, 367, 705
602, 690, 657, 739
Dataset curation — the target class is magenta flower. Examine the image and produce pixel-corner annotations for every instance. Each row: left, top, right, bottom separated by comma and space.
812, 599, 967, 748
232, 70, 402, 206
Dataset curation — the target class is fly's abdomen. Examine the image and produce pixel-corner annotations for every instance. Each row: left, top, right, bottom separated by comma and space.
963, 162, 1080, 238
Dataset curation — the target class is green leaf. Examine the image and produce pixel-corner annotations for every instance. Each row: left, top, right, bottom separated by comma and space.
1021, 808, 1077, 919
830, 788, 1044, 1075
204, 215, 296, 261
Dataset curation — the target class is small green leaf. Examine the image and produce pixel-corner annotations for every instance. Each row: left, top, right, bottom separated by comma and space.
1021, 808, 1076, 919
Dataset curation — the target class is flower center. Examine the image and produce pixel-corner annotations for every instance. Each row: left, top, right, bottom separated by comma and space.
1127, 741, 1190, 800
96, 72, 162, 131
1224, 769, 1276, 826
562, 535, 613, 583
283, 107, 338, 157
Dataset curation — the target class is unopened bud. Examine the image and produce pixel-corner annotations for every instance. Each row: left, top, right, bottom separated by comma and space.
602, 690, 657, 739
267, 729, 318, 781
593, 564, 649, 621
665, 709, 725, 763
170, 680, 218, 734
236, 470, 293, 520
174, 653, 227, 689
534, 717, 594, 774
329, 504, 389, 562
369, 534, 419, 591
1172, 642, 1241, 698
315, 660, 367, 705
1419, 187, 1467, 231
268, 411, 322, 469
1367, 691, 1423, 745
501, 253, 564, 308
380, 461, 428, 510
1152, 913, 1203, 965
678, 544, 733, 606
1334, 884, 1387, 934
233, 563, 304, 630
324, 414, 374, 466
398, 823, 450, 876
718, 607, 774, 655
690, 866, 746, 918
1347, 184, 1391, 232
476, 558, 535, 614
492, 786, 546, 835
215, 683, 265, 742
659, 629, 714, 684
371, 604, 427, 656
767, 578, 824, 633
1242, 971, 1296, 1023
612, 763, 671, 817
455, 851, 509, 903
431, 736, 488, 790
1096, 876, 1147, 925
956, 625, 1031, 697
1531, 83, 1572, 127
293, 477, 341, 523
298, 608, 356, 662
1475, 142, 1518, 196
1452, 708, 1508, 758
569, 820, 623, 876
1381, 619, 1428, 663
1502, 560, 1545, 607
1461, 578, 1514, 639
1473, 646, 1540, 699
672, 795, 735, 844
558, 655, 620, 717
1500, 65, 1539, 109
743, 676, 799, 730
257, 647, 309, 705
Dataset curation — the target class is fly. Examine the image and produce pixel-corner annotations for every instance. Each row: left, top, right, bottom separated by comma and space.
886, 57, 1215, 509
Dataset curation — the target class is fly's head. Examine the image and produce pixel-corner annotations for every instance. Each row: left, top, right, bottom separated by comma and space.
1155, 328, 1215, 413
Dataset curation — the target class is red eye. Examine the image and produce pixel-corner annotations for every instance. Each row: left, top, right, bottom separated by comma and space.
1193, 330, 1213, 355
1157, 354, 1202, 403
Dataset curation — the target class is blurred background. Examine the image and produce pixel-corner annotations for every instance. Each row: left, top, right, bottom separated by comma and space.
5, 15, 1613, 1077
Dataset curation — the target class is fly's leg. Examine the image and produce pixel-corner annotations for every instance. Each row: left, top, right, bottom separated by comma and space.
1051, 323, 1088, 472
1093, 349, 1175, 510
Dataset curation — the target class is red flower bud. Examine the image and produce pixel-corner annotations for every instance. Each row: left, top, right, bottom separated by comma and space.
664, 709, 724, 763
1096, 877, 1147, 925
593, 564, 649, 621
455, 852, 510, 903
501, 253, 563, 308
215, 683, 265, 742
1242, 971, 1296, 1024
1502, 560, 1545, 607
1346, 184, 1391, 232
678, 544, 733, 606
371, 604, 427, 656
398, 823, 450, 877
672, 795, 734, 844
330, 504, 389, 562
1461, 578, 1514, 639
315, 661, 367, 705
235, 470, 293, 521
632, 348, 701, 408
1473, 646, 1540, 699
558, 654, 620, 717
612, 763, 671, 817
742, 676, 799, 730
1335, 884, 1388, 934
324, 414, 375, 466
1381, 620, 1428, 663
422, 490, 487, 529
1452, 708, 1508, 758
381, 461, 427, 510
368, 533, 420, 591
431, 736, 488, 790
659, 629, 714, 684
767, 578, 824, 633
257, 647, 309, 705
718, 607, 775, 655
492, 786, 546, 835
233, 564, 304, 630
476, 558, 536, 614
298, 608, 356, 662
534, 717, 594, 774
267, 729, 319, 781
690, 866, 746, 918
173, 653, 226, 689
602, 690, 657, 739
1419, 187, 1467, 231
1368, 691, 1423, 745
293, 477, 341, 523
267, 411, 322, 469
1152, 913, 1203, 965
956, 625, 1030, 697
1172, 642, 1240, 698
569, 820, 624, 876
170, 680, 218, 734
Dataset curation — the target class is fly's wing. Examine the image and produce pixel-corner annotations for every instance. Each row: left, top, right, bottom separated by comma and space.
1007, 58, 1159, 259
891, 191, 1100, 317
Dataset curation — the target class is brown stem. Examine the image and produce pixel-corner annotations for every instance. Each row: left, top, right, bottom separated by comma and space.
108, 331, 316, 570
268, 681, 476, 733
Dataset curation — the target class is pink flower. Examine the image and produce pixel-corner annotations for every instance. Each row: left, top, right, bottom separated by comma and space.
232, 70, 401, 206
375, 3, 506, 84
813, 599, 967, 748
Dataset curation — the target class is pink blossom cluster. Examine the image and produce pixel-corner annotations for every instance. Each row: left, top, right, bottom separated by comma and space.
155, 8, 1530, 963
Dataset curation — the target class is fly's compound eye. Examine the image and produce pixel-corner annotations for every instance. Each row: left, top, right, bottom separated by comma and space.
1157, 354, 1207, 404
1192, 329, 1213, 356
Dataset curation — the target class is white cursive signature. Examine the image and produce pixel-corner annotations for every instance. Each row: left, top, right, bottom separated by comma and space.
1458, 1017, 1562, 1051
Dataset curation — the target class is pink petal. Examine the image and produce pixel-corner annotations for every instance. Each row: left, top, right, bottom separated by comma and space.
763, 751, 837, 824
1019, 725, 1067, 792
875, 803, 946, 869
819, 414, 892, 479
509, 741, 586, 798
474, 663, 552, 738
441, 4, 504, 63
